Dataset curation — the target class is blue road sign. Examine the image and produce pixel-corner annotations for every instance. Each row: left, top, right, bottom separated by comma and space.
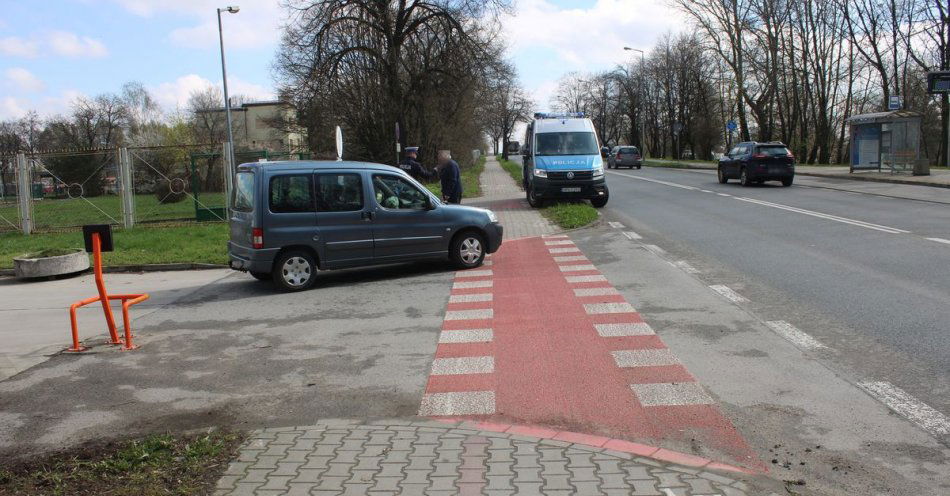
726, 120, 738, 132
888, 96, 901, 111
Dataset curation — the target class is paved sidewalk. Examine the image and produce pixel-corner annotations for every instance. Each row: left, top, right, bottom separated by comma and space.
468, 157, 557, 240
215, 419, 765, 496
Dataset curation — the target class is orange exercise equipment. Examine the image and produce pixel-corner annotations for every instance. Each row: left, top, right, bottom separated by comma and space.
67, 227, 149, 352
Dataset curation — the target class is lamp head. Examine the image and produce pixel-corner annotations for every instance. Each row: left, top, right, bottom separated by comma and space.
225, 5, 239, 13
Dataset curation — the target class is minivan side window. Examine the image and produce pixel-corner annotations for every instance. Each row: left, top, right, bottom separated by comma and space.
269, 174, 314, 213
233, 172, 255, 212
372, 174, 430, 210
314, 173, 364, 212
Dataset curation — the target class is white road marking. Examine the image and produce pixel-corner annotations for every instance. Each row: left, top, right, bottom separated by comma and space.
549, 246, 581, 254
545, 240, 575, 246
700, 189, 714, 193
631, 382, 714, 406
926, 237, 950, 245
449, 293, 493, 303
717, 193, 731, 197
565, 275, 608, 283
456, 269, 493, 278
439, 329, 493, 343
643, 244, 666, 255
671, 260, 699, 274
765, 321, 825, 350
622, 231, 642, 240
543, 234, 569, 239
554, 255, 588, 263
609, 170, 700, 191
584, 302, 637, 314
734, 196, 910, 234
453, 280, 492, 289
559, 264, 597, 272
430, 356, 494, 375
573, 287, 619, 297
608, 221, 626, 229
444, 309, 493, 320
482, 260, 493, 266
595, 323, 655, 337
858, 382, 950, 437
709, 285, 749, 303
612, 349, 680, 367
419, 391, 495, 416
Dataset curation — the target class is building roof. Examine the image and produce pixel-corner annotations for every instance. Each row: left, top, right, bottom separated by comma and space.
847, 110, 922, 124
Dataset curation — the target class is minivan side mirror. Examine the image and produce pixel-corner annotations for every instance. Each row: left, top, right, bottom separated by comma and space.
425, 197, 438, 210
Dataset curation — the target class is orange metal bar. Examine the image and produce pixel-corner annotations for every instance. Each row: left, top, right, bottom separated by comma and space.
65, 231, 150, 352
91, 234, 122, 344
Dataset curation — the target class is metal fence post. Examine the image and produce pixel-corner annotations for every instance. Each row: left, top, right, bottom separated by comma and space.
118, 148, 135, 228
223, 142, 234, 214
15, 153, 32, 235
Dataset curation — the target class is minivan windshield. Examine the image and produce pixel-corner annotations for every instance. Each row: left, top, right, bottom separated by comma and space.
233, 172, 254, 212
536, 132, 599, 156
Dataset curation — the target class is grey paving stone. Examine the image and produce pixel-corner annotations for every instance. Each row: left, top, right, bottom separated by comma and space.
571, 480, 605, 495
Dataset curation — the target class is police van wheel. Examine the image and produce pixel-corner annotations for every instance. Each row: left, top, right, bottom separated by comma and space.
250, 271, 270, 281
451, 231, 486, 269
273, 250, 317, 291
527, 186, 543, 208
591, 189, 609, 208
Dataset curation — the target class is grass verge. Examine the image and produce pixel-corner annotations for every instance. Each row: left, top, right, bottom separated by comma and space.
0, 223, 229, 269
424, 155, 486, 200
496, 155, 524, 189
0, 430, 243, 496
541, 202, 599, 229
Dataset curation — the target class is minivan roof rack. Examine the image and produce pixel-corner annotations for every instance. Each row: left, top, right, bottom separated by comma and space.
534, 112, 585, 119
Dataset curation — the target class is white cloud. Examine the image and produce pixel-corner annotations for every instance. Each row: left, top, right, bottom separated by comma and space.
504, 0, 687, 70
47, 31, 108, 58
150, 74, 274, 111
5, 68, 46, 92
0, 36, 39, 57
0, 97, 28, 120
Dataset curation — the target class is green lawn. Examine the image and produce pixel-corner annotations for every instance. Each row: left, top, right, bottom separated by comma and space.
542, 202, 600, 229
0, 223, 229, 269
496, 155, 524, 188
424, 156, 485, 199
0, 431, 242, 496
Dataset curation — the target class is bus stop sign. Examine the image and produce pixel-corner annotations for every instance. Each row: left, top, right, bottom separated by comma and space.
927, 71, 950, 94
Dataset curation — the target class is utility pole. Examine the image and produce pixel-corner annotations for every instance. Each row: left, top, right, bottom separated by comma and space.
624, 47, 646, 154
217, 6, 240, 170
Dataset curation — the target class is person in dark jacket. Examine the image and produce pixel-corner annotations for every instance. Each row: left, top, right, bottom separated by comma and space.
437, 150, 462, 204
398, 147, 434, 181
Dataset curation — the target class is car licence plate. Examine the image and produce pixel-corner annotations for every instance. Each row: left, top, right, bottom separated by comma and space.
561, 187, 581, 193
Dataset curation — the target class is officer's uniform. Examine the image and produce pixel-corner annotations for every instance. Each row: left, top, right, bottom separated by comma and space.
399, 147, 434, 181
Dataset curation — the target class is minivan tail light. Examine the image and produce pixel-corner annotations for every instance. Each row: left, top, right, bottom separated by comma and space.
252, 228, 264, 249
753, 153, 767, 159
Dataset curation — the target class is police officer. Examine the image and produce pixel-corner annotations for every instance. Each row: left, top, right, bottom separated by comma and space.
399, 146, 434, 181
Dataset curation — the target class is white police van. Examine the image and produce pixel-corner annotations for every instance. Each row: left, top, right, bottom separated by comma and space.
522, 113, 608, 208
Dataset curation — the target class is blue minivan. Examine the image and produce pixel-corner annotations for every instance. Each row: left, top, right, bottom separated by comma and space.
228, 160, 503, 291
522, 113, 608, 208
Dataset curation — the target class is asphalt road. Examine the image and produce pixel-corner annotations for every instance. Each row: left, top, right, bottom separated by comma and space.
600, 165, 950, 416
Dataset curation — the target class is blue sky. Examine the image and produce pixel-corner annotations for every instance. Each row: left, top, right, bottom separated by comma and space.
0, 0, 685, 120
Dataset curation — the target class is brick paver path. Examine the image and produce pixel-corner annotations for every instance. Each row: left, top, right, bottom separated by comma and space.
467, 157, 557, 240
215, 419, 755, 496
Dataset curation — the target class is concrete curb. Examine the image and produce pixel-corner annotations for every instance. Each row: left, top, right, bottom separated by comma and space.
428, 418, 766, 475
0, 262, 227, 278
644, 161, 950, 189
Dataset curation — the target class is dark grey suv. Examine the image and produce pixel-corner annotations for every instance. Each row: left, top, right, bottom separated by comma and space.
228, 161, 503, 291
718, 142, 795, 187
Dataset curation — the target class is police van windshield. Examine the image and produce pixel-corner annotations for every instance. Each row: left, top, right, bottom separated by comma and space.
536, 132, 599, 156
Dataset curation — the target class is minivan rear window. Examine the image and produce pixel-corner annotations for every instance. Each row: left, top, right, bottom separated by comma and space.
536, 132, 599, 156
619, 147, 638, 154
233, 172, 254, 212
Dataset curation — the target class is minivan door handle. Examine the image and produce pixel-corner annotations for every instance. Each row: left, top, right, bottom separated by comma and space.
361, 210, 375, 221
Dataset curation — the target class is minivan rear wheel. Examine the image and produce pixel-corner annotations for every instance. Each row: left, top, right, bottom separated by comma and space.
451, 231, 486, 269
273, 250, 317, 291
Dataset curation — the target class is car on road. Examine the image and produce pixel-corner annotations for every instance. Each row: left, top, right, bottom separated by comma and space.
607, 146, 642, 169
506, 141, 520, 155
522, 112, 609, 208
228, 161, 503, 291
718, 141, 795, 187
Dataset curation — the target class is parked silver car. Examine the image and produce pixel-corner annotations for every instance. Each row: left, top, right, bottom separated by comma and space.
607, 146, 643, 169
228, 160, 503, 291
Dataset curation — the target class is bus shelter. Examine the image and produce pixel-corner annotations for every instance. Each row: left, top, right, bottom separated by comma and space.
848, 110, 922, 173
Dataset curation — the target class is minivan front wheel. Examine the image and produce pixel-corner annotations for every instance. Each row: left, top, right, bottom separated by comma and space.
451, 231, 486, 269
273, 250, 317, 291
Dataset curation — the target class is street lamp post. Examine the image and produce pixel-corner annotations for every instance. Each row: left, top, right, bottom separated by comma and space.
623, 47, 645, 155
217, 6, 239, 171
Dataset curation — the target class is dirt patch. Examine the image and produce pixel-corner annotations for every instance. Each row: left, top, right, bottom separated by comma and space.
0, 429, 244, 496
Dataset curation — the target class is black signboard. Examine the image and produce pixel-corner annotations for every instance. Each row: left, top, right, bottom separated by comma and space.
927, 71, 950, 94
82, 224, 114, 253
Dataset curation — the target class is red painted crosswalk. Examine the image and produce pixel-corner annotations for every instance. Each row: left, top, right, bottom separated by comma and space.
420, 236, 763, 470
